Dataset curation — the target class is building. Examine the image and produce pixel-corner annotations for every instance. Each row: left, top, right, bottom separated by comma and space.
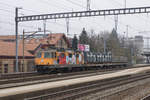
134, 35, 144, 53
0, 33, 70, 73
0, 41, 35, 73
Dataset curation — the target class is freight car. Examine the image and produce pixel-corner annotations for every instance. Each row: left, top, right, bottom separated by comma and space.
35, 48, 128, 73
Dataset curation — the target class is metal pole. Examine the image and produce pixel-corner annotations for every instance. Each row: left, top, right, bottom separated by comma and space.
66, 18, 69, 36
102, 37, 106, 54
43, 20, 46, 37
104, 38, 106, 54
114, 15, 118, 32
87, 0, 91, 11
126, 25, 128, 40
15, 8, 19, 72
125, 0, 126, 8
23, 30, 25, 72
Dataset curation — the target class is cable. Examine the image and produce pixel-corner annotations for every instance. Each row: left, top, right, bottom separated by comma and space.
0, 21, 38, 29
0, 8, 14, 14
105, 0, 148, 33
66, 0, 85, 9
37, 0, 68, 11
0, 1, 16, 8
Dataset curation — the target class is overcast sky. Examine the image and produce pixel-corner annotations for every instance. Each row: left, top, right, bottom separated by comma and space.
0, 0, 150, 39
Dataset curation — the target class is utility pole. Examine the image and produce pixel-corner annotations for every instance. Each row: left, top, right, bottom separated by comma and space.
22, 29, 46, 70
125, 0, 127, 8
114, 15, 118, 32
104, 38, 106, 54
15, 7, 20, 72
22, 30, 25, 72
43, 20, 46, 36
126, 25, 129, 40
66, 18, 69, 36
87, 0, 91, 11
102, 37, 106, 54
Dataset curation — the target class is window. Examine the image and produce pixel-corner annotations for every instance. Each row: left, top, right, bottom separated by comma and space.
18, 61, 21, 72
13, 60, 16, 72
44, 52, 51, 58
52, 52, 56, 58
22, 64, 24, 72
0, 61, 2, 73
37, 52, 42, 58
4, 64, 8, 73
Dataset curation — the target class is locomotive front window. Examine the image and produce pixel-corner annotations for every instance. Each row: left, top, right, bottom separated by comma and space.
37, 52, 42, 58
44, 52, 52, 58
52, 52, 56, 58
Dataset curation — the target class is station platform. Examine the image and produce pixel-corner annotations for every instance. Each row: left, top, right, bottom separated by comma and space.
0, 66, 150, 98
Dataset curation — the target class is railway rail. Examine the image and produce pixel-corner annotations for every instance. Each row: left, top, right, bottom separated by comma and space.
0, 64, 149, 89
141, 94, 150, 100
0, 64, 148, 80
0, 69, 120, 89
25, 72, 150, 100
0, 71, 38, 80
1, 66, 150, 100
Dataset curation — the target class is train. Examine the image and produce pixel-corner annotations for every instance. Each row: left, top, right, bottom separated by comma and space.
35, 47, 128, 73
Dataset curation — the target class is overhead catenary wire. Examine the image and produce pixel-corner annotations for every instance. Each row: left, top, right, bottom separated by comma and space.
0, 0, 149, 36
66, 0, 85, 9
0, 21, 38, 29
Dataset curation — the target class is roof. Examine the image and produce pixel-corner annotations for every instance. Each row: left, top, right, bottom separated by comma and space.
19, 40, 40, 51
0, 33, 69, 45
0, 33, 70, 57
47, 33, 64, 45
0, 41, 34, 57
0, 35, 16, 40
23, 33, 70, 47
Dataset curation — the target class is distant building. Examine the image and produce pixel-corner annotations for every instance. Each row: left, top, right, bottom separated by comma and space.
134, 35, 144, 53
0, 33, 70, 73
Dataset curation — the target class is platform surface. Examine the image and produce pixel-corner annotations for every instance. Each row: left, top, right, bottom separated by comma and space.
0, 66, 150, 97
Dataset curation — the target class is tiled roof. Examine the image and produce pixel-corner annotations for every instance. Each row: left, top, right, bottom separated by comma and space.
0, 33, 70, 57
0, 41, 34, 57
0, 35, 16, 40
23, 33, 70, 46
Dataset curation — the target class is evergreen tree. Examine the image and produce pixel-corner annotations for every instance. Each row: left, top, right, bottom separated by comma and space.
107, 28, 120, 55
72, 35, 78, 51
79, 28, 89, 44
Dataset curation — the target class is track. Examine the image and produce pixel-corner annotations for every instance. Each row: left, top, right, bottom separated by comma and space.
0, 64, 149, 89
25, 72, 150, 100
0, 69, 120, 89
0, 72, 38, 80
0, 65, 150, 100
0, 64, 147, 80
141, 94, 150, 100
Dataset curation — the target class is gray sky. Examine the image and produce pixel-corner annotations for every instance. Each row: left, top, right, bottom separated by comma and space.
0, 0, 150, 38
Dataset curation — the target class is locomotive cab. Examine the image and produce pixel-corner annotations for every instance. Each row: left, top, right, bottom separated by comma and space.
35, 50, 57, 66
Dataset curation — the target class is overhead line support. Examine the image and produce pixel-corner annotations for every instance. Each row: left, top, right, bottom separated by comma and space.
15, 7, 19, 72
17, 6, 150, 22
